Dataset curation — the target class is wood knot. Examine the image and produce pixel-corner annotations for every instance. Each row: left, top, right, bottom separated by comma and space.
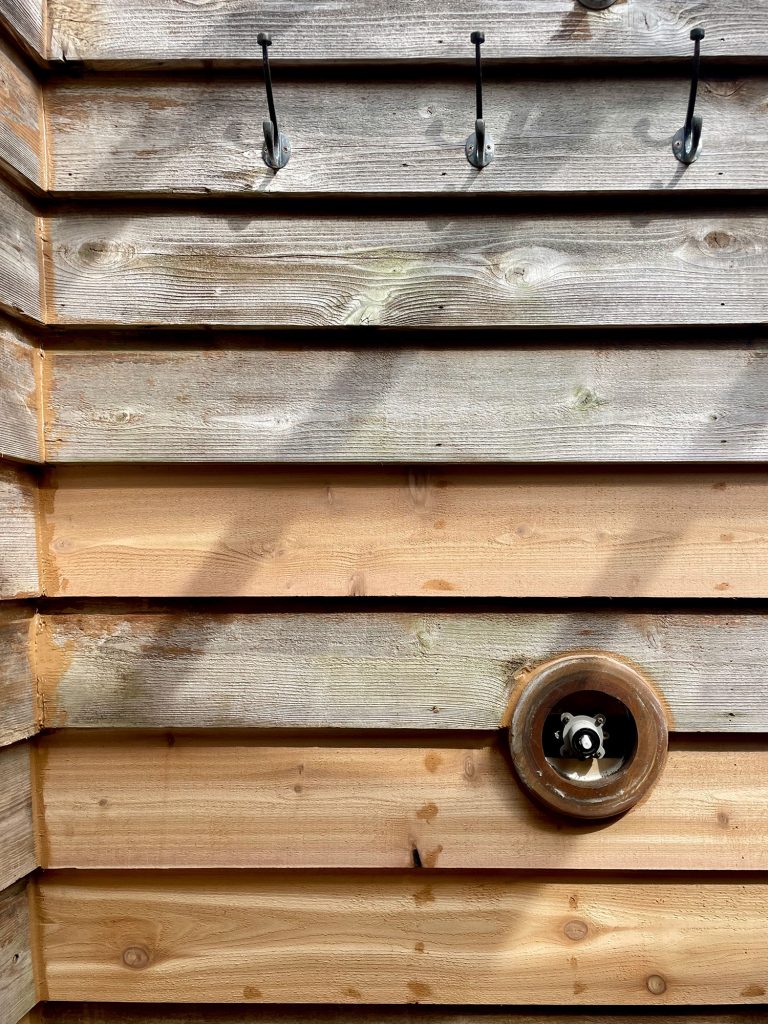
122, 946, 150, 970
704, 230, 735, 251
77, 239, 134, 267
564, 920, 588, 941
646, 974, 666, 995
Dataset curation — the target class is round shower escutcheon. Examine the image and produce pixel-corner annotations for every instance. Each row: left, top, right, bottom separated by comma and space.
508, 652, 668, 820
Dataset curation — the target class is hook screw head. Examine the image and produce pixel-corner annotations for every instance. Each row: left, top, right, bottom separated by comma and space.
257, 32, 272, 47
470, 31, 485, 45
690, 27, 705, 41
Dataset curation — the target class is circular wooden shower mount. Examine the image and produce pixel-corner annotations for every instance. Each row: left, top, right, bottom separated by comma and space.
508, 652, 668, 820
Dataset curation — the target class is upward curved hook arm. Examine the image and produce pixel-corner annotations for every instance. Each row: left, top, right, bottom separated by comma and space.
257, 32, 291, 169
673, 27, 705, 165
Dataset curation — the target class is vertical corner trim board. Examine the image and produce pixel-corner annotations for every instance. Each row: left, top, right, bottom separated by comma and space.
37, 871, 768, 1005
0, 603, 36, 744
44, 0, 768, 63
39, 465, 768, 598
0, 464, 39, 599
0, 34, 44, 192
0, 316, 41, 463
0, 740, 34, 891
0, 878, 35, 1024
47, 211, 768, 328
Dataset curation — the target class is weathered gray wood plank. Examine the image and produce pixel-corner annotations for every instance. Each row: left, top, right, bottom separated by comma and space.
0, 880, 35, 1024
0, 36, 43, 192
1, 317, 40, 463
0, 604, 36, 746
0, 742, 34, 891
47, 211, 768, 328
36, 607, 768, 731
45, 75, 768, 196
0, 465, 39, 599
43, 340, 768, 463
0, 179, 41, 324
46, 0, 768, 65
0, 0, 44, 63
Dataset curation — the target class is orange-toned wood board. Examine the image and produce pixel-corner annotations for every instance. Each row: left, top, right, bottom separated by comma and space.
41, 340, 768, 463
35, 1010, 768, 1024
44, 75, 768, 196
0, 879, 35, 1024
39, 466, 768, 598
0, 316, 41, 462
44, 0, 768, 64
37, 870, 768, 1004
0, 741, 34, 890
0, 35, 43, 191
0, 603, 36, 745
34, 732, 768, 871
0, 464, 39, 599
46, 212, 768, 328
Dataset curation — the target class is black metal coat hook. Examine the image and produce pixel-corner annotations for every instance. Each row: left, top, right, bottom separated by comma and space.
257, 32, 291, 169
465, 31, 494, 169
673, 27, 705, 165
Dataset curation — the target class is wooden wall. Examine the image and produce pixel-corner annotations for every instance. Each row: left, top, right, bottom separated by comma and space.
1, 0, 768, 1020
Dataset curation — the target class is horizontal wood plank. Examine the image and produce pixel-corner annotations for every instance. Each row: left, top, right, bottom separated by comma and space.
35, 607, 768, 732
1, 317, 40, 462
0, 604, 36, 745
42, 340, 768, 463
47, 211, 768, 328
0, 742, 34, 890
45, 75, 768, 196
0, 36, 43, 191
35, 1010, 768, 1024
0, 464, 39, 599
45, 1, 768, 64
0, 880, 35, 1024
0, 0, 44, 63
0, 178, 41, 323
38, 871, 768, 1004
35, 732, 768, 871
39, 466, 768, 598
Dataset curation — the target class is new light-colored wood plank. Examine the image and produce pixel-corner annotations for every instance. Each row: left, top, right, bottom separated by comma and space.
0, 464, 39, 599
0, 36, 43, 191
0, 604, 35, 745
39, 466, 768, 598
47, 211, 768, 328
42, 340, 768, 463
44, 75, 768, 196
35, 732, 768, 871
35, 1012, 768, 1024
45, 1, 768, 65
0, 742, 34, 890
0, 0, 44, 63
34, 607, 768, 733
0, 178, 41, 323
38, 871, 768, 1004
0, 880, 35, 1024
1, 317, 41, 462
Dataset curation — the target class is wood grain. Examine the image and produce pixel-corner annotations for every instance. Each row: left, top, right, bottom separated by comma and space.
0, 742, 34, 890
45, 1, 768, 65
35, 732, 768, 871
47, 211, 768, 328
42, 340, 768, 463
44, 75, 768, 196
0, 178, 41, 324
0, 604, 36, 746
37, 870, 768, 1004
35, 1010, 768, 1024
1, 317, 40, 463
34, 606, 768, 732
0, 36, 43, 191
0, 0, 44, 62
0, 465, 39, 599
0, 880, 35, 1024
39, 466, 768, 598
